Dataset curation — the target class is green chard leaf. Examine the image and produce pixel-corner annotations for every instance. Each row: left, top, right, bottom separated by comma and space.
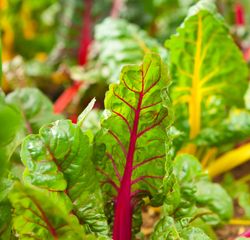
165, 154, 233, 225
223, 174, 250, 219
84, 17, 167, 84
0, 88, 62, 179
94, 53, 173, 238
20, 120, 109, 236
151, 216, 211, 240
0, 91, 23, 179
6, 88, 62, 134
0, 200, 12, 239
9, 182, 85, 240
166, 0, 248, 147
194, 108, 250, 147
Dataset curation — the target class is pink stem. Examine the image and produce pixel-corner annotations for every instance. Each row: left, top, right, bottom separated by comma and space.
110, 0, 123, 18
241, 229, 250, 238
78, 0, 92, 65
112, 72, 144, 240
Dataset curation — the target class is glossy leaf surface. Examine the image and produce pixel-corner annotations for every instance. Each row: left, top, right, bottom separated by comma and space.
9, 182, 85, 240
151, 216, 210, 240
94, 53, 172, 239
21, 120, 109, 236
164, 154, 233, 226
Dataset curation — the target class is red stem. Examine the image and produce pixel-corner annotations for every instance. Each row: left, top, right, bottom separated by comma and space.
78, 0, 92, 65
241, 229, 250, 238
234, 3, 245, 27
28, 196, 58, 239
53, 82, 81, 113
112, 71, 144, 240
53, 0, 93, 114
110, 0, 123, 18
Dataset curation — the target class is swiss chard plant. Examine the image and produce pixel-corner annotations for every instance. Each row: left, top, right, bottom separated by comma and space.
0, 53, 233, 240
1, 0, 250, 239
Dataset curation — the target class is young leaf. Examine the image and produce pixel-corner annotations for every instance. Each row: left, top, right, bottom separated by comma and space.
94, 53, 172, 239
166, 0, 248, 145
77, 98, 96, 129
21, 120, 109, 236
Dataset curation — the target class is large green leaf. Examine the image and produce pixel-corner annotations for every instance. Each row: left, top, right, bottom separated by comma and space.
195, 108, 250, 147
6, 88, 62, 134
166, 0, 248, 148
21, 120, 109, 236
0, 91, 23, 179
81, 17, 167, 84
9, 182, 85, 240
165, 154, 233, 225
94, 53, 172, 237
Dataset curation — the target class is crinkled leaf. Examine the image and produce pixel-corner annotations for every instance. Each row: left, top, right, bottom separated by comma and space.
151, 216, 210, 240
195, 109, 250, 147
0, 200, 12, 239
94, 53, 172, 236
21, 120, 109, 236
166, 154, 233, 225
180, 227, 211, 239
84, 18, 167, 84
195, 181, 233, 224
9, 182, 85, 240
166, 0, 248, 143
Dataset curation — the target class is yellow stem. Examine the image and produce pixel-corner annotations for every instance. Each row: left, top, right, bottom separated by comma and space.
229, 218, 250, 226
201, 147, 217, 168
206, 143, 250, 177
189, 14, 202, 140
